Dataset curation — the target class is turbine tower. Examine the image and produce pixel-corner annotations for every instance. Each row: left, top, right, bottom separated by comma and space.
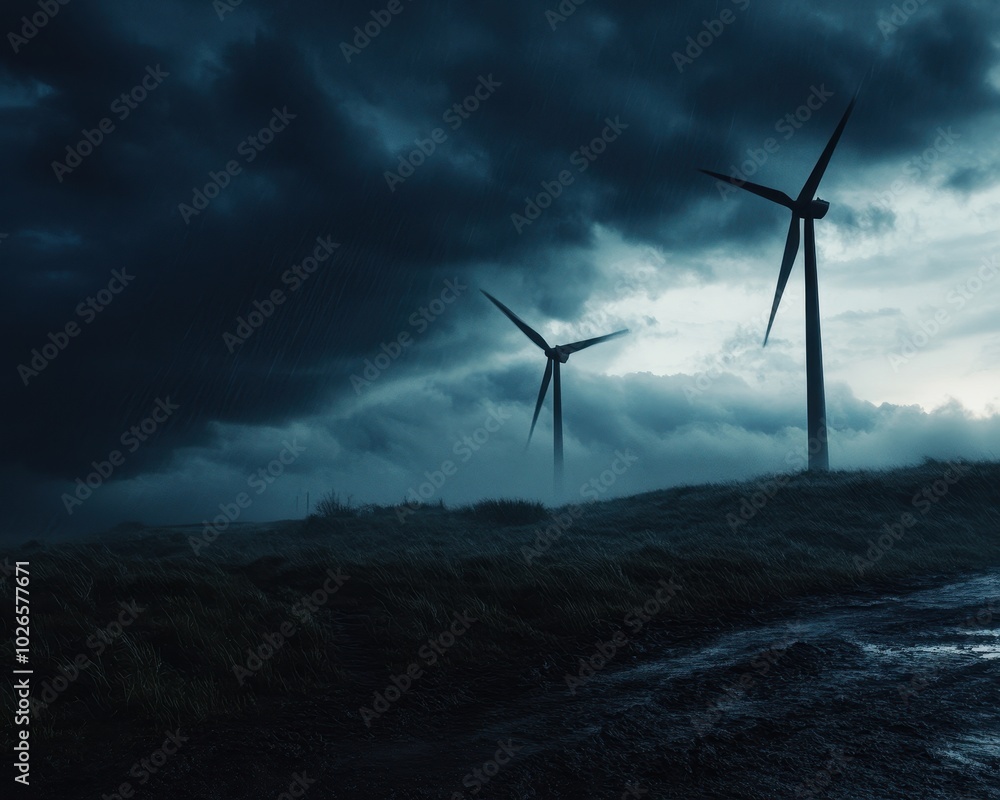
482, 290, 629, 497
700, 94, 858, 472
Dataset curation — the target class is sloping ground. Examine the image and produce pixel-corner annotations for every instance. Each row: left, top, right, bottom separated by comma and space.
4, 459, 1000, 798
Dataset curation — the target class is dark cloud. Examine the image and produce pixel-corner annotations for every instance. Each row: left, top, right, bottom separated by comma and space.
2, 0, 999, 536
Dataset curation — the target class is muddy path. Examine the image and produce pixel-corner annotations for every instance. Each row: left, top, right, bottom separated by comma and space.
41, 571, 999, 799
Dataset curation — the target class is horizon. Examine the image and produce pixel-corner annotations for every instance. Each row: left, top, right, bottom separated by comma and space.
9, 456, 990, 546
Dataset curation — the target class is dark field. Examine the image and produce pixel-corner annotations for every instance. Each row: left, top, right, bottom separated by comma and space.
4, 459, 999, 798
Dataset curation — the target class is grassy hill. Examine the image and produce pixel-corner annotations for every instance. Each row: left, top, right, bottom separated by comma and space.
5, 458, 1000, 794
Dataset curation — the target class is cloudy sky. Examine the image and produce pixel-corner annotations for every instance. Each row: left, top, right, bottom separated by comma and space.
3, 0, 1000, 537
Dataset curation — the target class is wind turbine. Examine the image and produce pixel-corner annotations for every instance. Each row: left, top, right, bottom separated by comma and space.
700, 94, 858, 472
482, 290, 629, 497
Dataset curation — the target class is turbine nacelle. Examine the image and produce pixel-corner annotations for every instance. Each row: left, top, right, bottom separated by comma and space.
545, 347, 570, 363
805, 198, 830, 219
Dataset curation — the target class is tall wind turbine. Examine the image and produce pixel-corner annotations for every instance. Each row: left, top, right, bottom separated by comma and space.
700, 94, 857, 472
482, 290, 629, 497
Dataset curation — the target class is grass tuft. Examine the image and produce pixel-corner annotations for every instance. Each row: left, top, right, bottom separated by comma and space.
462, 497, 549, 526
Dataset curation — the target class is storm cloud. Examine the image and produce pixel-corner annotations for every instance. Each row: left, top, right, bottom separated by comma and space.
2, 0, 999, 536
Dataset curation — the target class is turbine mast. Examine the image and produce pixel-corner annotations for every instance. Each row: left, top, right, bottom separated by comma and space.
552, 359, 564, 498
803, 218, 829, 471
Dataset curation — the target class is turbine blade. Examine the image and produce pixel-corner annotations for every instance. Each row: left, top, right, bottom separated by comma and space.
559, 328, 630, 355
699, 169, 794, 208
527, 359, 553, 448
764, 215, 801, 347
798, 95, 857, 203
481, 290, 550, 350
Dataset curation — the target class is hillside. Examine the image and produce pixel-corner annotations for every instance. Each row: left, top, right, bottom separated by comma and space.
6, 458, 1000, 798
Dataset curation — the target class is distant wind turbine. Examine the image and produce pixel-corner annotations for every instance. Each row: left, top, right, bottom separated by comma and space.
700, 93, 858, 472
482, 290, 629, 496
